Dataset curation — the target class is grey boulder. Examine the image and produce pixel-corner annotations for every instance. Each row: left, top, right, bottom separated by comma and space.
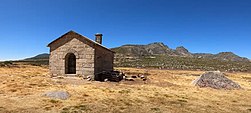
192, 71, 241, 90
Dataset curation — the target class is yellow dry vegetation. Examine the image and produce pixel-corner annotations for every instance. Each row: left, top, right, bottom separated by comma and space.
0, 65, 251, 113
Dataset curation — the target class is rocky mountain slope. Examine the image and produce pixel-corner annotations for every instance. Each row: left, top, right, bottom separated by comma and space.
111, 42, 250, 62
111, 42, 251, 72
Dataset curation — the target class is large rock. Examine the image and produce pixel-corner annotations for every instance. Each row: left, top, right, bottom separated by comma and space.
192, 71, 241, 89
42, 91, 70, 100
175, 46, 192, 57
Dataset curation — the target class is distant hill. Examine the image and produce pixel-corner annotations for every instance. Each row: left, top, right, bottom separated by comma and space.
193, 52, 250, 62
14, 53, 50, 66
111, 42, 250, 62
24, 53, 49, 61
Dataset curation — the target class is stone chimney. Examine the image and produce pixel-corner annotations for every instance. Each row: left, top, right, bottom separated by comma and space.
95, 33, 103, 44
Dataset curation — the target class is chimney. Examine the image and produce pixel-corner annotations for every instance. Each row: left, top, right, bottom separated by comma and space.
95, 33, 103, 44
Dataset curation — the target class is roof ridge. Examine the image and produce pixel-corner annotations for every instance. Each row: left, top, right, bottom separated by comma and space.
47, 31, 115, 53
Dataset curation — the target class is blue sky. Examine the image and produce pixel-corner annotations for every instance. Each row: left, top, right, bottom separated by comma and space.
0, 0, 250, 61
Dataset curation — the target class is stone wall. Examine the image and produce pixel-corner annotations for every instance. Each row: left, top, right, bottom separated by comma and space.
94, 46, 114, 74
49, 32, 95, 78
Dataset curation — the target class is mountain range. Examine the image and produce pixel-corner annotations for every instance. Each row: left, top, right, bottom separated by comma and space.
25, 42, 250, 62
111, 42, 250, 62
23, 42, 250, 72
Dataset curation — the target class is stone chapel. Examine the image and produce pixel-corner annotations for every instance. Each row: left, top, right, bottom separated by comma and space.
47, 31, 114, 80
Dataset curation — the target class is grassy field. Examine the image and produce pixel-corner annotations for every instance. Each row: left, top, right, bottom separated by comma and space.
115, 55, 251, 72
0, 64, 251, 113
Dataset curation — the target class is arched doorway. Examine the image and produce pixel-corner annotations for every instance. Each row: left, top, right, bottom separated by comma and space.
65, 53, 76, 74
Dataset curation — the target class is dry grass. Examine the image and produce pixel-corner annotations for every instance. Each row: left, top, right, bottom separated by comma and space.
0, 65, 251, 113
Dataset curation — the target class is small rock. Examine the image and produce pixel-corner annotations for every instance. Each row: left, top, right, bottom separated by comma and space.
140, 75, 146, 79
87, 76, 92, 81
104, 78, 109, 82
131, 75, 137, 78
123, 76, 127, 79
57, 76, 64, 79
42, 91, 70, 100
125, 78, 134, 81
140, 75, 147, 81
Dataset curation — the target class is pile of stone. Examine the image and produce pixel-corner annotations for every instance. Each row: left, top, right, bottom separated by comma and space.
192, 71, 241, 90
124, 74, 147, 81
95, 71, 124, 82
